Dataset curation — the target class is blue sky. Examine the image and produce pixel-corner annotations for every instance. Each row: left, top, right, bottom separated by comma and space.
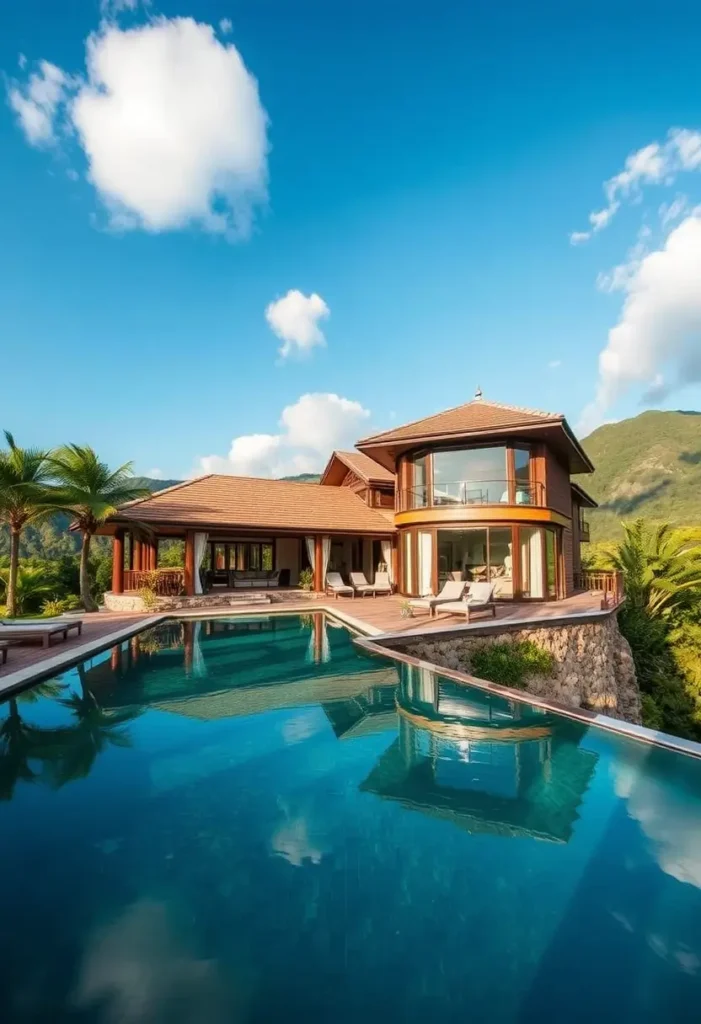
2, 0, 701, 479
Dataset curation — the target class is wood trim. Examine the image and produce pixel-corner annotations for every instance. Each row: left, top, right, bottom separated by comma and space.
314, 534, 324, 591
395, 505, 570, 529
184, 531, 195, 596
112, 530, 125, 594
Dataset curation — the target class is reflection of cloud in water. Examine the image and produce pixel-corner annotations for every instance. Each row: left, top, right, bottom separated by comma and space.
271, 799, 329, 867
282, 710, 324, 746
72, 900, 234, 1023
614, 760, 701, 888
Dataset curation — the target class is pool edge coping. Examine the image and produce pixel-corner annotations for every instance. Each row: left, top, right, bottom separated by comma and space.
2, 604, 701, 762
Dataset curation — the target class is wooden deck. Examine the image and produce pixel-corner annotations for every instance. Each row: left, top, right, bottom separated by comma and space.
0, 590, 615, 689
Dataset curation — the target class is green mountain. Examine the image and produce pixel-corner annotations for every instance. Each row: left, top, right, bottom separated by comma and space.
578, 410, 701, 540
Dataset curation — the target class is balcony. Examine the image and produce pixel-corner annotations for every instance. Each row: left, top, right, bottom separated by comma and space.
399, 479, 545, 512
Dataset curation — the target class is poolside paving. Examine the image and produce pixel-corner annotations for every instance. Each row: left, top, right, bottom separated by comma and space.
0, 589, 611, 688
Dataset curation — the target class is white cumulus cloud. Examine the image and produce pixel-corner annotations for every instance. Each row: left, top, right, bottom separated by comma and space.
570, 129, 701, 243
7, 60, 69, 146
219, 18, 233, 34
579, 211, 701, 434
265, 290, 330, 359
7, 17, 269, 239
199, 393, 370, 477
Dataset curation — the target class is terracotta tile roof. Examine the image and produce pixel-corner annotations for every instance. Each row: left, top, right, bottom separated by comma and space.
358, 399, 563, 446
111, 474, 395, 534
322, 450, 395, 485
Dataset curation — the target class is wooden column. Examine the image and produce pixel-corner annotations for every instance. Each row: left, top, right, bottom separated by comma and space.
183, 620, 194, 673
128, 532, 134, 570
111, 529, 125, 594
133, 536, 143, 572
146, 541, 156, 570
312, 612, 323, 664
313, 534, 324, 592
153, 538, 159, 570
184, 531, 195, 596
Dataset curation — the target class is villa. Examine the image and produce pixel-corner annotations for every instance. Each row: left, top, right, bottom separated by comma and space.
102, 395, 598, 604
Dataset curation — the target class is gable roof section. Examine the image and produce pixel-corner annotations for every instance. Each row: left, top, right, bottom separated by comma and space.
108, 473, 395, 535
357, 398, 594, 474
358, 399, 562, 445
320, 450, 395, 487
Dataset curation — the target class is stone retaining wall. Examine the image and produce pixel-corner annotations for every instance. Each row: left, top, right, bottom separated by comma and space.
396, 614, 641, 724
102, 589, 314, 612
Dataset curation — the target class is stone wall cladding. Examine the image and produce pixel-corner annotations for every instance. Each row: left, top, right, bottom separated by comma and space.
103, 589, 315, 613
399, 614, 641, 724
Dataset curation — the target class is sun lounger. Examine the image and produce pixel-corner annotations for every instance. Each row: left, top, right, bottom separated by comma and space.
373, 571, 394, 595
349, 572, 379, 597
435, 582, 497, 622
326, 572, 354, 599
408, 579, 467, 616
0, 620, 82, 648
0, 642, 7, 666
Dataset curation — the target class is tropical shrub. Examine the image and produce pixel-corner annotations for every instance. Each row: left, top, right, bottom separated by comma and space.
41, 599, 68, 617
0, 565, 54, 614
299, 568, 314, 591
470, 641, 554, 689
137, 586, 159, 609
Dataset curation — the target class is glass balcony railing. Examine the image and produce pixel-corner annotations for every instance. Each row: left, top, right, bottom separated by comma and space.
399, 480, 545, 511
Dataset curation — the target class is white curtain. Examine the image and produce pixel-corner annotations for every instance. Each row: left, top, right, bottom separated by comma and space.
321, 536, 331, 588
420, 532, 433, 596
305, 536, 315, 580
381, 539, 393, 583
192, 620, 207, 678
193, 532, 208, 595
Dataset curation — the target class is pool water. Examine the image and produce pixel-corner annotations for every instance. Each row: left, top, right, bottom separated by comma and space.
1, 614, 701, 1022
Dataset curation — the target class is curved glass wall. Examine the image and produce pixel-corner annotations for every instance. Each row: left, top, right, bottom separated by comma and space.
402, 445, 537, 510
403, 524, 560, 600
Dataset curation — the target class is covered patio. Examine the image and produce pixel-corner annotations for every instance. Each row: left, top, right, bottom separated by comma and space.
99, 474, 397, 606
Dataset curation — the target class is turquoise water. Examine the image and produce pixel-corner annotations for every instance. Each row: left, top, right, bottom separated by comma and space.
1, 614, 701, 1022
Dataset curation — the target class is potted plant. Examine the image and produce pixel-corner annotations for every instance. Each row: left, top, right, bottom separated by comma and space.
299, 568, 314, 592
399, 599, 413, 619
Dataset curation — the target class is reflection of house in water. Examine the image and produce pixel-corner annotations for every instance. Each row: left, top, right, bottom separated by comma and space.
360, 664, 598, 843
89, 615, 400, 722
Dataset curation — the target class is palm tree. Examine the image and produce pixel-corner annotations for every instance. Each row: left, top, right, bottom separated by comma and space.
50, 445, 149, 611
0, 432, 55, 617
50, 666, 141, 784
0, 680, 66, 800
608, 518, 701, 618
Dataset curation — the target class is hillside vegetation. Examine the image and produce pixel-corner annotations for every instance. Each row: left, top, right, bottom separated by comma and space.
578, 410, 701, 541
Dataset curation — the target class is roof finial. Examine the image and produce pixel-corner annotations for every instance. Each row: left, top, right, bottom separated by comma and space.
474, 385, 483, 400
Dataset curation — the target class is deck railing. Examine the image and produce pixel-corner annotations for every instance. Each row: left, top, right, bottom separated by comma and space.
574, 570, 624, 607
399, 480, 545, 511
123, 568, 185, 595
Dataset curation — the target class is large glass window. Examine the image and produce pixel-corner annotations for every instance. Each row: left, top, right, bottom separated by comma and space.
488, 528, 513, 598
437, 527, 513, 597
410, 453, 428, 508
432, 447, 507, 506
513, 448, 531, 504
519, 527, 544, 599
545, 529, 557, 598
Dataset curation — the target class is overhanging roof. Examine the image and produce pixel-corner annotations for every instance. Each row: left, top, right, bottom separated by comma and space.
103, 474, 395, 535
570, 481, 598, 509
320, 450, 395, 487
357, 399, 594, 475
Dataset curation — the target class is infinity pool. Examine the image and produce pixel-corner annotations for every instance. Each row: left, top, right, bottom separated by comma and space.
1, 614, 701, 1022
